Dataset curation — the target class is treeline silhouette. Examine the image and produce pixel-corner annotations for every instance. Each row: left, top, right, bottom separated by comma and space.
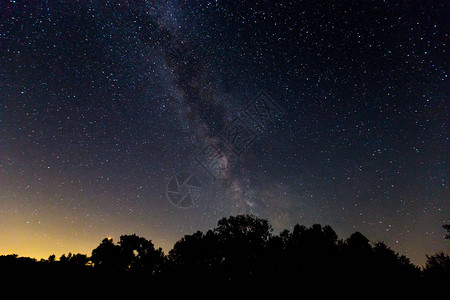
2, 215, 449, 297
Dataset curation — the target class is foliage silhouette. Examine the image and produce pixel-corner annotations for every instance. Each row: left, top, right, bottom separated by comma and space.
90, 238, 123, 271
443, 223, 450, 240
118, 234, 165, 273
1, 214, 449, 297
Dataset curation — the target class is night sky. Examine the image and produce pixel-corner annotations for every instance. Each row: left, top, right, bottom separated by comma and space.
0, 0, 448, 266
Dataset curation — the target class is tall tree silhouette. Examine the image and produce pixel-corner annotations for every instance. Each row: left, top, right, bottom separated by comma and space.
91, 238, 122, 271
213, 214, 272, 282
168, 230, 220, 280
279, 223, 340, 283
168, 214, 272, 283
118, 234, 165, 273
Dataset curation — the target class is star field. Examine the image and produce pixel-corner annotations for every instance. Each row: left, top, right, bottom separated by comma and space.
0, 0, 448, 265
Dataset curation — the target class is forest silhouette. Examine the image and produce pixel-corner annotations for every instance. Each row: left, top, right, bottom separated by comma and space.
2, 214, 449, 298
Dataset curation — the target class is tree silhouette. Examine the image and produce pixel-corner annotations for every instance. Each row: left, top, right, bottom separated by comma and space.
90, 234, 164, 275
346, 231, 371, 252
168, 215, 272, 283
443, 224, 450, 240
0, 214, 449, 297
274, 223, 341, 284
168, 230, 220, 281
48, 254, 55, 263
69, 253, 89, 266
91, 238, 122, 271
213, 214, 272, 282
423, 223, 450, 276
425, 252, 450, 275
372, 241, 420, 280
118, 234, 165, 273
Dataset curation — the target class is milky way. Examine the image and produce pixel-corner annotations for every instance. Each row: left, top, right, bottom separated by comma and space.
0, 0, 448, 265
